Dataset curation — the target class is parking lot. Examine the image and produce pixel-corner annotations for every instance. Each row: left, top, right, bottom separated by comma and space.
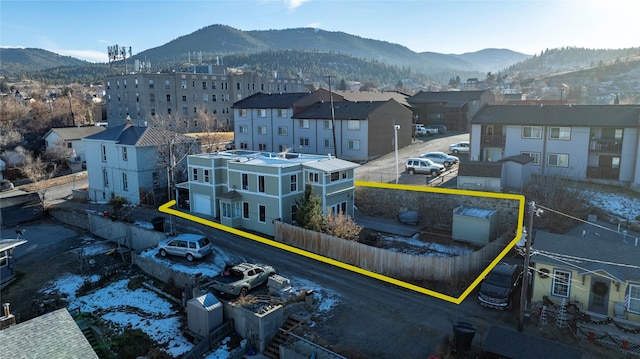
355, 132, 469, 187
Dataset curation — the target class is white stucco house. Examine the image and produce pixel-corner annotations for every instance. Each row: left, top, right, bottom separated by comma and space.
44, 127, 106, 171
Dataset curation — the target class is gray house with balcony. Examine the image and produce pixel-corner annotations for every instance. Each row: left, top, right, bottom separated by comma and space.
186, 151, 359, 236
470, 105, 640, 190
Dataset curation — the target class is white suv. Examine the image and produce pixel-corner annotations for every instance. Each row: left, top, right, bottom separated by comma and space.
405, 158, 444, 176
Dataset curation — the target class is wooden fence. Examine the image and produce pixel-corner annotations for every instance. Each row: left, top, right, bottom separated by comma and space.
274, 221, 510, 281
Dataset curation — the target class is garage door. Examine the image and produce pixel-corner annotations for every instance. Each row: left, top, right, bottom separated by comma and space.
193, 194, 211, 216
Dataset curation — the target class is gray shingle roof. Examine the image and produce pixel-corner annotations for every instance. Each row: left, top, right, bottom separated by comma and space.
407, 90, 487, 106
472, 104, 640, 127
532, 231, 640, 283
457, 161, 502, 177
232, 92, 311, 108
46, 127, 105, 141
292, 100, 388, 120
335, 90, 410, 107
84, 123, 196, 147
0, 308, 99, 359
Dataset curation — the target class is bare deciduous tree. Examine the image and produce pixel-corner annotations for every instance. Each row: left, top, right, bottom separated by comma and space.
20, 151, 57, 206
322, 210, 363, 241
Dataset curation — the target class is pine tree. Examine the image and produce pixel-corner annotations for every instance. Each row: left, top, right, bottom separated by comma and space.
295, 184, 323, 231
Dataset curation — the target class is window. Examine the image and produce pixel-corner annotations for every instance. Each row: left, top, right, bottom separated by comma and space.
222, 202, 231, 218
149, 93, 155, 102
552, 269, 571, 298
628, 284, 640, 314
101, 145, 107, 161
257, 126, 267, 135
548, 153, 569, 167
204, 169, 210, 183
520, 152, 540, 165
522, 126, 542, 139
182, 95, 187, 102
330, 171, 340, 182
239, 109, 247, 117
202, 81, 207, 89
242, 173, 248, 190
277, 109, 287, 117
348, 139, 360, 150
122, 147, 128, 161
243, 202, 250, 219
299, 137, 309, 147
278, 126, 288, 135
259, 205, 266, 223
66, 142, 73, 149
149, 80, 154, 89
0, 249, 7, 268
347, 120, 360, 130
239, 125, 248, 134
324, 138, 334, 148
167, 108, 172, 115
203, 94, 208, 102
152, 172, 159, 189
323, 120, 333, 129
258, 109, 267, 117
122, 172, 128, 191
308, 172, 319, 183
290, 174, 297, 192
182, 107, 188, 116
258, 143, 267, 151
181, 80, 187, 89
192, 168, 198, 181
549, 127, 571, 140
299, 119, 310, 129
166, 94, 171, 102
165, 80, 170, 89
103, 169, 109, 187
258, 175, 265, 192
240, 142, 248, 149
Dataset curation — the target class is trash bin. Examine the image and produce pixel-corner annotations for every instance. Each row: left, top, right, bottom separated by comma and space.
452, 322, 476, 352
151, 217, 165, 232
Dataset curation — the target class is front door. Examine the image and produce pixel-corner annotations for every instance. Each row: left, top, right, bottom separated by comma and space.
588, 278, 610, 315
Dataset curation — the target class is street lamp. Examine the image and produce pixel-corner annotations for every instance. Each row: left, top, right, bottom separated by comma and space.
393, 124, 400, 184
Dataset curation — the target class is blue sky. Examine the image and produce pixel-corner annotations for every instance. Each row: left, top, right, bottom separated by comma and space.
1, 0, 637, 63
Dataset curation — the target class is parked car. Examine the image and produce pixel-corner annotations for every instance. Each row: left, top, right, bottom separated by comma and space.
0, 179, 14, 192
225, 140, 235, 150
158, 233, 213, 261
426, 125, 446, 134
449, 141, 470, 154
405, 158, 445, 176
209, 262, 276, 297
419, 152, 459, 167
415, 124, 437, 136
477, 263, 523, 310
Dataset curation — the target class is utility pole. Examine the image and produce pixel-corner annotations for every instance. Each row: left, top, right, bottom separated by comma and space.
519, 201, 540, 331
327, 75, 338, 158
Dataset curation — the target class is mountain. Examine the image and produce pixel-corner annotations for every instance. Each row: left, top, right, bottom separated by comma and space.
0, 48, 89, 75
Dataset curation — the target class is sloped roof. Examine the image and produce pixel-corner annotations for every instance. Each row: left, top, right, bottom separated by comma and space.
335, 90, 410, 107
84, 122, 196, 147
0, 308, 99, 359
45, 126, 105, 141
303, 157, 360, 172
232, 91, 311, 109
457, 161, 502, 178
532, 231, 640, 283
498, 154, 535, 165
292, 100, 389, 120
408, 90, 488, 106
472, 104, 640, 127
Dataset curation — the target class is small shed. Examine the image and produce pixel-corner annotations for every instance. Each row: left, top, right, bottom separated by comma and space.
452, 205, 498, 245
0, 239, 27, 288
186, 292, 223, 337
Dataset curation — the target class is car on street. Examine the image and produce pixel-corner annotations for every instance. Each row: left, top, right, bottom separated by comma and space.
419, 152, 459, 167
405, 158, 445, 176
477, 262, 523, 310
158, 233, 213, 261
415, 124, 437, 136
225, 140, 235, 150
449, 141, 470, 154
425, 125, 446, 134
0, 179, 14, 192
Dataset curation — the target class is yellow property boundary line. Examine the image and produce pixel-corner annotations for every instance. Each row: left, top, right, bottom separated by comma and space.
159, 181, 525, 304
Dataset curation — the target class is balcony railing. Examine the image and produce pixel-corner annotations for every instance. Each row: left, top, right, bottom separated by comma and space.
480, 134, 506, 147
589, 139, 622, 153
586, 167, 620, 180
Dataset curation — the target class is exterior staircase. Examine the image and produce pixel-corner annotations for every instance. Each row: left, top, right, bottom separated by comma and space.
263, 315, 306, 359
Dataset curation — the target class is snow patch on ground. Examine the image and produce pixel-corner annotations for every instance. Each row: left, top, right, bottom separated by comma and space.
584, 190, 640, 220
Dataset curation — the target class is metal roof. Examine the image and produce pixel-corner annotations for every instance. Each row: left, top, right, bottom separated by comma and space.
292, 100, 389, 120
45, 126, 105, 141
472, 104, 640, 127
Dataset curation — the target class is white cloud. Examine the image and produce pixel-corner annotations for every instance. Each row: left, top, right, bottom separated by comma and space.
285, 0, 309, 11
59, 49, 109, 63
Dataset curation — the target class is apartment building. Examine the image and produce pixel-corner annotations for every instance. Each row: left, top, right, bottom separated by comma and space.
470, 105, 640, 190
407, 90, 495, 131
187, 151, 359, 236
104, 65, 306, 131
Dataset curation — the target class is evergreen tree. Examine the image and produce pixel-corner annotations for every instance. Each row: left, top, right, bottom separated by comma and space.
338, 79, 348, 90
295, 184, 323, 231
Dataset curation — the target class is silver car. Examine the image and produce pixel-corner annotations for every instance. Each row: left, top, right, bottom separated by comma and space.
419, 152, 459, 167
158, 233, 213, 261
405, 158, 444, 176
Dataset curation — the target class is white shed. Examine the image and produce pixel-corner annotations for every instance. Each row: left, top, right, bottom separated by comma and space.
452, 205, 498, 245
186, 292, 223, 337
